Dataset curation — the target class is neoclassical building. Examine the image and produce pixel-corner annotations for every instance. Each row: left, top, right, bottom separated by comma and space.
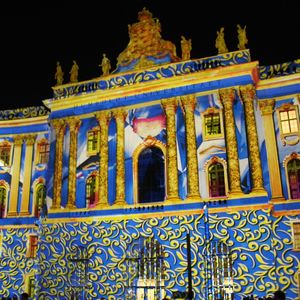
0, 8, 300, 300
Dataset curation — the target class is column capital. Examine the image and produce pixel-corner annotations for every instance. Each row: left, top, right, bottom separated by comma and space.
161, 97, 178, 110
259, 99, 275, 115
219, 88, 235, 107
113, 108, 127, 120
180, 94, 197, 112
95, 110, 111, 123
239, 84, 256, 102
51, 119, 66, 132
66, 117, 81, 131
24, 135, 36, 146
13, 135, 24, 145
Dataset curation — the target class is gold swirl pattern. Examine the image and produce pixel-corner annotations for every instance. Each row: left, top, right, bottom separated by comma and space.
52, 50, 250, 99
259, 59, 300, 79
0, 210, 299, 299
0, 106, 49, 121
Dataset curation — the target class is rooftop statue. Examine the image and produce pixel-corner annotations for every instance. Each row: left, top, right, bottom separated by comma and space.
181, 36, 192, 60
69, 60, 79, 83
54, 61, 64, 86
237, 24, 248, 50
117, 7, 179, 68
215, 27, 228, 54
100, 53, 111, 76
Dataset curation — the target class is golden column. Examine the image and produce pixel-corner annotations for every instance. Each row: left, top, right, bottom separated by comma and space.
161, 98, 179, 200
180, 95, 200, 199
114, 109, 127, 205
20, 135, 36, 216
7, 135, 23, 216
66, 117, 81, 208
259, 99, 283, 201
51, 119, 66, 209
219, 88, 242, 194
240, 85, 265, 192
95, 111, 111, 207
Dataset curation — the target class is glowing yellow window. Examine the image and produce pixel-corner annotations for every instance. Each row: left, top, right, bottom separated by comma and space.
202, 108, 224, 141
36, 139, 49, 164
26, 235, 38, 258
277, 104, 300, 145
87, 128, 100, 155
292, 222, 300, 251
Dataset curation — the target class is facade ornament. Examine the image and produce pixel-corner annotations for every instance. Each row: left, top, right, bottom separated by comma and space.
114, 109, 127, 205
181, 36, 192, 60
51, 119, 66, 209
117, 8, 178, 67
66, 117, 81, 208
215, 27, 228, 54
240, 85, 264, 192
237, 24, 248, 50
259, 99, 284, 200
100, 53, 111, 76
54, 61, 64, 86
219, 88, 242, 194
69, 60, 79, 83
95, 111, 111, 207
161, 98, 179, 200
180, 95, 200, 199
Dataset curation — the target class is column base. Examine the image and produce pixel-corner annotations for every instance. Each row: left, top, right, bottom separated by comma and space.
229, 189, 244, 197
66, 203, 76, 209
7, 211, 18, 217
19, 211, 30, 216
186, 194, 201, 201
114, 199, 126, 206
270, 196, 286, 203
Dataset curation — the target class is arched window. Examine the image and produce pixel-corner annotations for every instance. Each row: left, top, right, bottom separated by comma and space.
138, 146, 165, 203
208, 162, 226, 197
0, 186, 7, 218
287, 158, 300, 199
35, 184, 46, 217
86, 174, 97, 207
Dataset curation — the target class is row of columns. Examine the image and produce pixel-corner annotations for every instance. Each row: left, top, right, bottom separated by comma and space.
50, 84, 266, 210
7, 135, 36, 217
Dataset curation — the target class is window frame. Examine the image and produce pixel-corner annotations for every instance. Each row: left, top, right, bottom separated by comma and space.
86, 171, 98, 208
87, 126, 100, 156
276, 103, 300, 146
283, 152, 300, 200
292, 220, 300, 251
26, 234, 38, 258
0, 140, 12, 167
201, 107, 224, 141
35, 138, 50, 165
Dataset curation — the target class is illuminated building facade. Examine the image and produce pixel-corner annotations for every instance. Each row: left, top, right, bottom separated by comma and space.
0, 8, 300, 300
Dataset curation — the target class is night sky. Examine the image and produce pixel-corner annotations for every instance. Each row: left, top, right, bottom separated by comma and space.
1, 1, 299, 110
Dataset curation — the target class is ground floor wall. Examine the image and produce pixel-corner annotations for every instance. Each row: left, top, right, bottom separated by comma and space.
0, 209, 299, 299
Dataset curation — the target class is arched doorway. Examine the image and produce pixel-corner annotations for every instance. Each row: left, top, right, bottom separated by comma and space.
138, 146, 165, 203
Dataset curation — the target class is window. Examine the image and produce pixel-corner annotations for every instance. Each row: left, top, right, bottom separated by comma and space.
87, 127, 100, 155
0, 141, 11, 166
202, 108, 224, 141
292, 221, 300, 251
24, 274, 35, 298
35, 184, 46, 217
204, 241, 233, 299
287, 158, 300, 199
86, 174, 97, 207
277, 104, 300, 145
36, 139, 49, 164
208, 162, 226, 197
0, 230, 3, 257
26, 235, 38, 258
0, 186, 7, 218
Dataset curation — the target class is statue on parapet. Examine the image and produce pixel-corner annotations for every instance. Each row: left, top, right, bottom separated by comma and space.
69, 60, 79, 83
100, 53, 111, 76
54, 61, 64, 86
237, 24, 248, 50
215, 27, 228, 54
181, 35, 192, 60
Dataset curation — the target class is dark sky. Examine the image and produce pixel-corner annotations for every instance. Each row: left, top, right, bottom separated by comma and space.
1, 1, 299, 110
